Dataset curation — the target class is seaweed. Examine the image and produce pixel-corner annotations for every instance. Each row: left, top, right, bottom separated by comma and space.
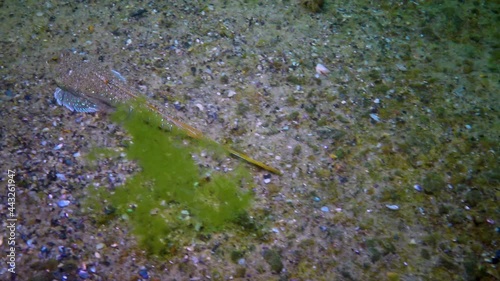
86, 100, 255, 256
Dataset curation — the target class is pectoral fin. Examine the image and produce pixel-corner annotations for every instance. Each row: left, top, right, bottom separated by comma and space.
54, 87, 99, 113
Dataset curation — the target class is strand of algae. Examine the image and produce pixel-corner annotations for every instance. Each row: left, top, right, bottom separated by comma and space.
88, 100, 255, 256
50, 51, 281, 175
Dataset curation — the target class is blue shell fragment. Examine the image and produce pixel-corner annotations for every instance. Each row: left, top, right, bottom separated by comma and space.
369, 113, 381, 122
138, 268, 149, 279
54, 87, 99, 113
57, 200, 71, 208
78, 269, 90, 279
111, 69, 127, 82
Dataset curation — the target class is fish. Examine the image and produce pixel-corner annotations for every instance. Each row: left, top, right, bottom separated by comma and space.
49, 51, 281, 175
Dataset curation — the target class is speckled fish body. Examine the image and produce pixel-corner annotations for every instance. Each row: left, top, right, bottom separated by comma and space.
51, 51, 130, 112
50, 51, 209, 139
49, 51, 282, 175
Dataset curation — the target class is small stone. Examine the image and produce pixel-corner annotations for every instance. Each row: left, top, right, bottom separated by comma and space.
369, 113, 381, 122
320, 206, 329, 212
57, 200, 71, 208
40, 246, 49, 255
227, 90, 237, 97
78, 269, 90, 279
315, 63, 330, 76
263, 174, 271, 184
385, 204, 399, 210
413, 184, 423, 192
56, 173, 67, 181
395, 63, 407, 71
138, 267, 149, 279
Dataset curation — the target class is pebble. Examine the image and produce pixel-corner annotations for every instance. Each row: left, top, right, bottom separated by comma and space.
54, 143, 63, 150
395, 63, 407, 71
320, 206, 329, 212
313, 196, 321, 202
40, 245, 49, 256
78, 269, 90, 279
138, 267, 149, 279
27, 238, 35, 248
56, 173, 67, 181
263, 174, 271, 184
369, 113, 381, 122
316, 63, 330, 76
227, 90, 237, 97
413, 184, 423, 192
57, 200, 71, 208
385, 204, 399, 210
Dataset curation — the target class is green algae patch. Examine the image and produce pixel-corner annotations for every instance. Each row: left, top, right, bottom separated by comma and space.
87, 99, 254, 256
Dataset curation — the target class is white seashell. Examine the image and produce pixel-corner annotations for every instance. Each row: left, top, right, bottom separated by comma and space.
315, 63, 330, 76
385, 204, 399, 210
194, 103, 204, 111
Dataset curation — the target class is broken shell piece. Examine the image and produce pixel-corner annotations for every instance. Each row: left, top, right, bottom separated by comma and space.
316, 63, 330, 76
194, 103, 204, 111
